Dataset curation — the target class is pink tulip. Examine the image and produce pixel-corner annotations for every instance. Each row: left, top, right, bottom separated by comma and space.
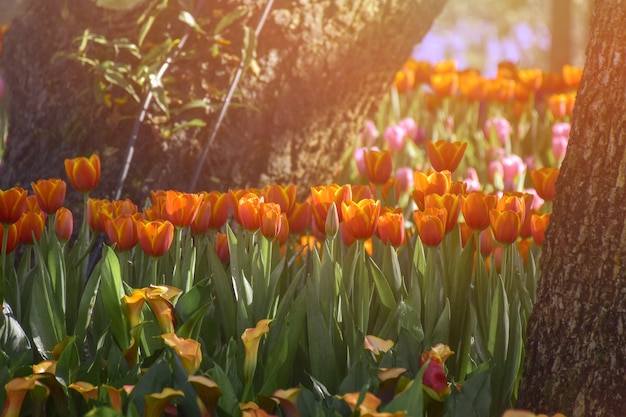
484, 117, 512, 146
384, 125, 407, 151
395, 167, 414, 193
360, 120, 379, 146
501, 154, 526, 191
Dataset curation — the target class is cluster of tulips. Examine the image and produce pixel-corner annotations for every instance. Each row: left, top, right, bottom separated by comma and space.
0, 58, 568, 416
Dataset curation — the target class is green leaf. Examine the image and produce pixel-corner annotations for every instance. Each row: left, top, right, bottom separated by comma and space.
443, 368, 492, 417
214, 6, 247, 35
176, 302, 210, 340
56, 336, 80, 385
99, 246, 131, 351
74, 264, 102, 347
368, 258, 397, 310
383, 362, 427, 416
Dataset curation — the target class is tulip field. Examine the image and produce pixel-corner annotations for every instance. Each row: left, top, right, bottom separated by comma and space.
0, 59, 574, 417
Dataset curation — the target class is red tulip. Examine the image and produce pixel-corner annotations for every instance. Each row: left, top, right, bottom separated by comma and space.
531, 213, 550, 246
18, 212, 45, 244
461, 192, 498, 231
413, 207, 447, 247
364, 149, 393, 184
64, 154, 101, 193
377, 211, 405, 247
136, 220, 174, 257
489, 209, 521, 245
259, 202, 282, 240
530, 167, 559, 201
427, 140, 467, 173
165, 190, 201, 228
0, 187, 27, 224
105, 214, 138, 251
341, 199, 381, 240
54, 207, 73, 242
31, 178, 66, 214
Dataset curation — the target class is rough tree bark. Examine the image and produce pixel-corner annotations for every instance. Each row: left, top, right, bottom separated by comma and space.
517, 2, 626, 416
0, 0, 446, 204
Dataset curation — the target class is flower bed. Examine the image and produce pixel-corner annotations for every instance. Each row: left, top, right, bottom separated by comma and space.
0, 58, 575, 416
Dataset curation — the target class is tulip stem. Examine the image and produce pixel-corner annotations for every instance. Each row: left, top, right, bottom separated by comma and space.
172, 227, 183, 290
0, 224, 7, 304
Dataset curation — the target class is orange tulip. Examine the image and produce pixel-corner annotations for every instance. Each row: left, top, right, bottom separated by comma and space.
287, 201, 311, 234
237, 193, 262, 231
263, 184, 297, 216
377, 211, 405, 247
412, 170, 452, 210
341, 199, 381, 240
0, 187, 27, 224
530, 167, 559, 201
18, 212, 45, 244
310, 184, 352, 234
136, 219, 174, 257
430, 72, 458, 97
165, 190, 201, 228
363, 149, 393, 185
393, 65, 416, 93
351, 184, 375, 201
54, 207, 73, 242
412, 59, 434, 84
489, 209, 521, 245
206, 191, 230, 229
276, 213, 289, 245
0, 223, 19, 254
413, 207, 447, 247
259, 202, 282, 240
517, 68, 543, 92
424, 193, 460, 233
459, 221, 473, 248
105, 214, 138, 251
562, 64, 583, 89
427, 140, 467, 173
161, 333, 203, 375
547, 94, 568, 119
110, 198, 138, 216
462, 192, 498, 231
87, 198, 108, 232
64, 154, 101, 193
531, 213, 550, 246
31, 178, 66, 214
215, 232, 230, 263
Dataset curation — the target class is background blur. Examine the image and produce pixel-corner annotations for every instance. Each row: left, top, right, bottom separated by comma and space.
0, 0, 592, 71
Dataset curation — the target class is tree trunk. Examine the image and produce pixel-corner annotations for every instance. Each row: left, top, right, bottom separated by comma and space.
517, 2, 626, 416
0, 0, 446, 204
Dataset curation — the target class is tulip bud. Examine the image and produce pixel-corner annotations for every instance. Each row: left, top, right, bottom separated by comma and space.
325, 202, 339, 239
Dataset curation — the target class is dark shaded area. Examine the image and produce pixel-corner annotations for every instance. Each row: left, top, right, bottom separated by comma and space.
0, 0, 446, 206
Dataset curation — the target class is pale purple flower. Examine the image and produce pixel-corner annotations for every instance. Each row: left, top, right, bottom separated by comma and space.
501, 154, 526, 191
360, 120, 379, 146
384, 125, 407, 151
484, 117, 512, 146
552, 122, 571, 138
463, 167, 481, 192
524, 188, 545, 212
354, 146, 380, 176
395, 167, 414, 193
489, 160, 504, 188
399, 117, 427, 145
551, 122, 571, 163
